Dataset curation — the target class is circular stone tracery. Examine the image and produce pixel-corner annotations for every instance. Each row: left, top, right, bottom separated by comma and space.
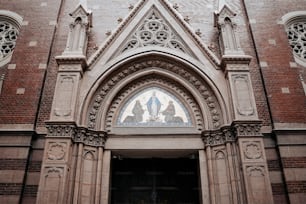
287, 22, 306, 62
0, 21, 18, 61
87, 58, 223, 131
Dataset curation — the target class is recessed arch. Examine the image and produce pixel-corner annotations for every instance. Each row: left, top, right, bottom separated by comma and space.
82, 52, 230, 133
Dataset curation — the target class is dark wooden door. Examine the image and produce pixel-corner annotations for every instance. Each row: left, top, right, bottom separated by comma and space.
110, 158, 200, 204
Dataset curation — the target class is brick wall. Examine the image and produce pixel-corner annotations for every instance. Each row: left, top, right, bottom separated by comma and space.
0, 0, 63, 125
244, 0, 306, 124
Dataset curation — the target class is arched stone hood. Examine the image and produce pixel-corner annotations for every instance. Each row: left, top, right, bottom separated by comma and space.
80, 52, 230, 133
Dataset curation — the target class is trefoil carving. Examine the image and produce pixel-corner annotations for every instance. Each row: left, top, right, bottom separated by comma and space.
121, 10, 188, 54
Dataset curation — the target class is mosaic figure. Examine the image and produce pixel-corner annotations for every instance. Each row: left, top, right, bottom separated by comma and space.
146, 92, 161, 121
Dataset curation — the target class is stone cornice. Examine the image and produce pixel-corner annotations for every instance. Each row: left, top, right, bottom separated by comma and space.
55, 55, 87, 72
221, 54, 252, 67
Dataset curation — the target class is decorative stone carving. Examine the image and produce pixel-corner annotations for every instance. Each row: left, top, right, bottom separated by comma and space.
63, 4, 92, 56
0, 21, 19, 63
246, 165, 265, 177
243, 142, 262, 160
47, 142, 67, 161
74, 127, 107, 147
232, 74, 254, 116
88, 58, 223, 130
121, 10, 188, 54
46, 123, 76, 138
87, 0, 220, 67
215, 150, 225, 160
202, 126, 235, 147
232, 121, 262, 137
215, 4, 243, 55
45, 123, 107, 147
286, 21, 306, 63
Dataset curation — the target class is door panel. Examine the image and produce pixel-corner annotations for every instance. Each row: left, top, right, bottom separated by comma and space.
111, 158, 200, 204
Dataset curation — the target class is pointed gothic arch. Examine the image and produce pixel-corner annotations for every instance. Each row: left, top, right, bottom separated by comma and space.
82, 52, 229, 132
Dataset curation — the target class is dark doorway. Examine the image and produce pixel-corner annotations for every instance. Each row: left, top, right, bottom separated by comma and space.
110, 158, 200, 204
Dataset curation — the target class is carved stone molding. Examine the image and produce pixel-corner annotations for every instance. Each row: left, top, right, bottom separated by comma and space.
202, 126, 235, 147
46, 123, 76, 138
88, 57, 223, 130
74, 127, 107, 147
232, 121, 262, 137
45, 122, 107, 147
202, 121, 263, 147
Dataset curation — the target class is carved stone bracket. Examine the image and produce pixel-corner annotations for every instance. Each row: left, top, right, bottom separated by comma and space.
202, 125, 236, 147
45, 122, 108, 147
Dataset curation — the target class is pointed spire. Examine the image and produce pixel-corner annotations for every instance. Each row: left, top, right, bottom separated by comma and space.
218, 0, 227, 12
79, 0, 87, 10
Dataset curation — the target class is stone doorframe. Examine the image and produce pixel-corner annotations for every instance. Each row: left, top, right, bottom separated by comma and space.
36, 120, 274, 204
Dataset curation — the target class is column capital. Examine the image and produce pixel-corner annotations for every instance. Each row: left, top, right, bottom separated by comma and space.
45, 121, 108, 147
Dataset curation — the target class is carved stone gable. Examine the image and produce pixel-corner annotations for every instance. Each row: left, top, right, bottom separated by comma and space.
119, 9, 191, 55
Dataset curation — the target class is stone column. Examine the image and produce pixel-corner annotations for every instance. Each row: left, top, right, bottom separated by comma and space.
233, 121, 274, 204
36, 123, 76, 204
215, 4, 274, 203
100, 150, 111, 204
198, 150, 210, 204
36, 4, 92, 203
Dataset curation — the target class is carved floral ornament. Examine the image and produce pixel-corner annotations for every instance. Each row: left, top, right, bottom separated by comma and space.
243, 141, 262, 160
46, 124, 107, 147
87, 58, 223, 131
201, 121, 263, 147
202, 126, 235, 147
47, 142, 67, 161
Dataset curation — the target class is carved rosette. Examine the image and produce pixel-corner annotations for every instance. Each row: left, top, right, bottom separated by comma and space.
243, 142, 263, 160
47, 142, 67, 161
202, 126, 236, 147
88, 58, 223, 130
